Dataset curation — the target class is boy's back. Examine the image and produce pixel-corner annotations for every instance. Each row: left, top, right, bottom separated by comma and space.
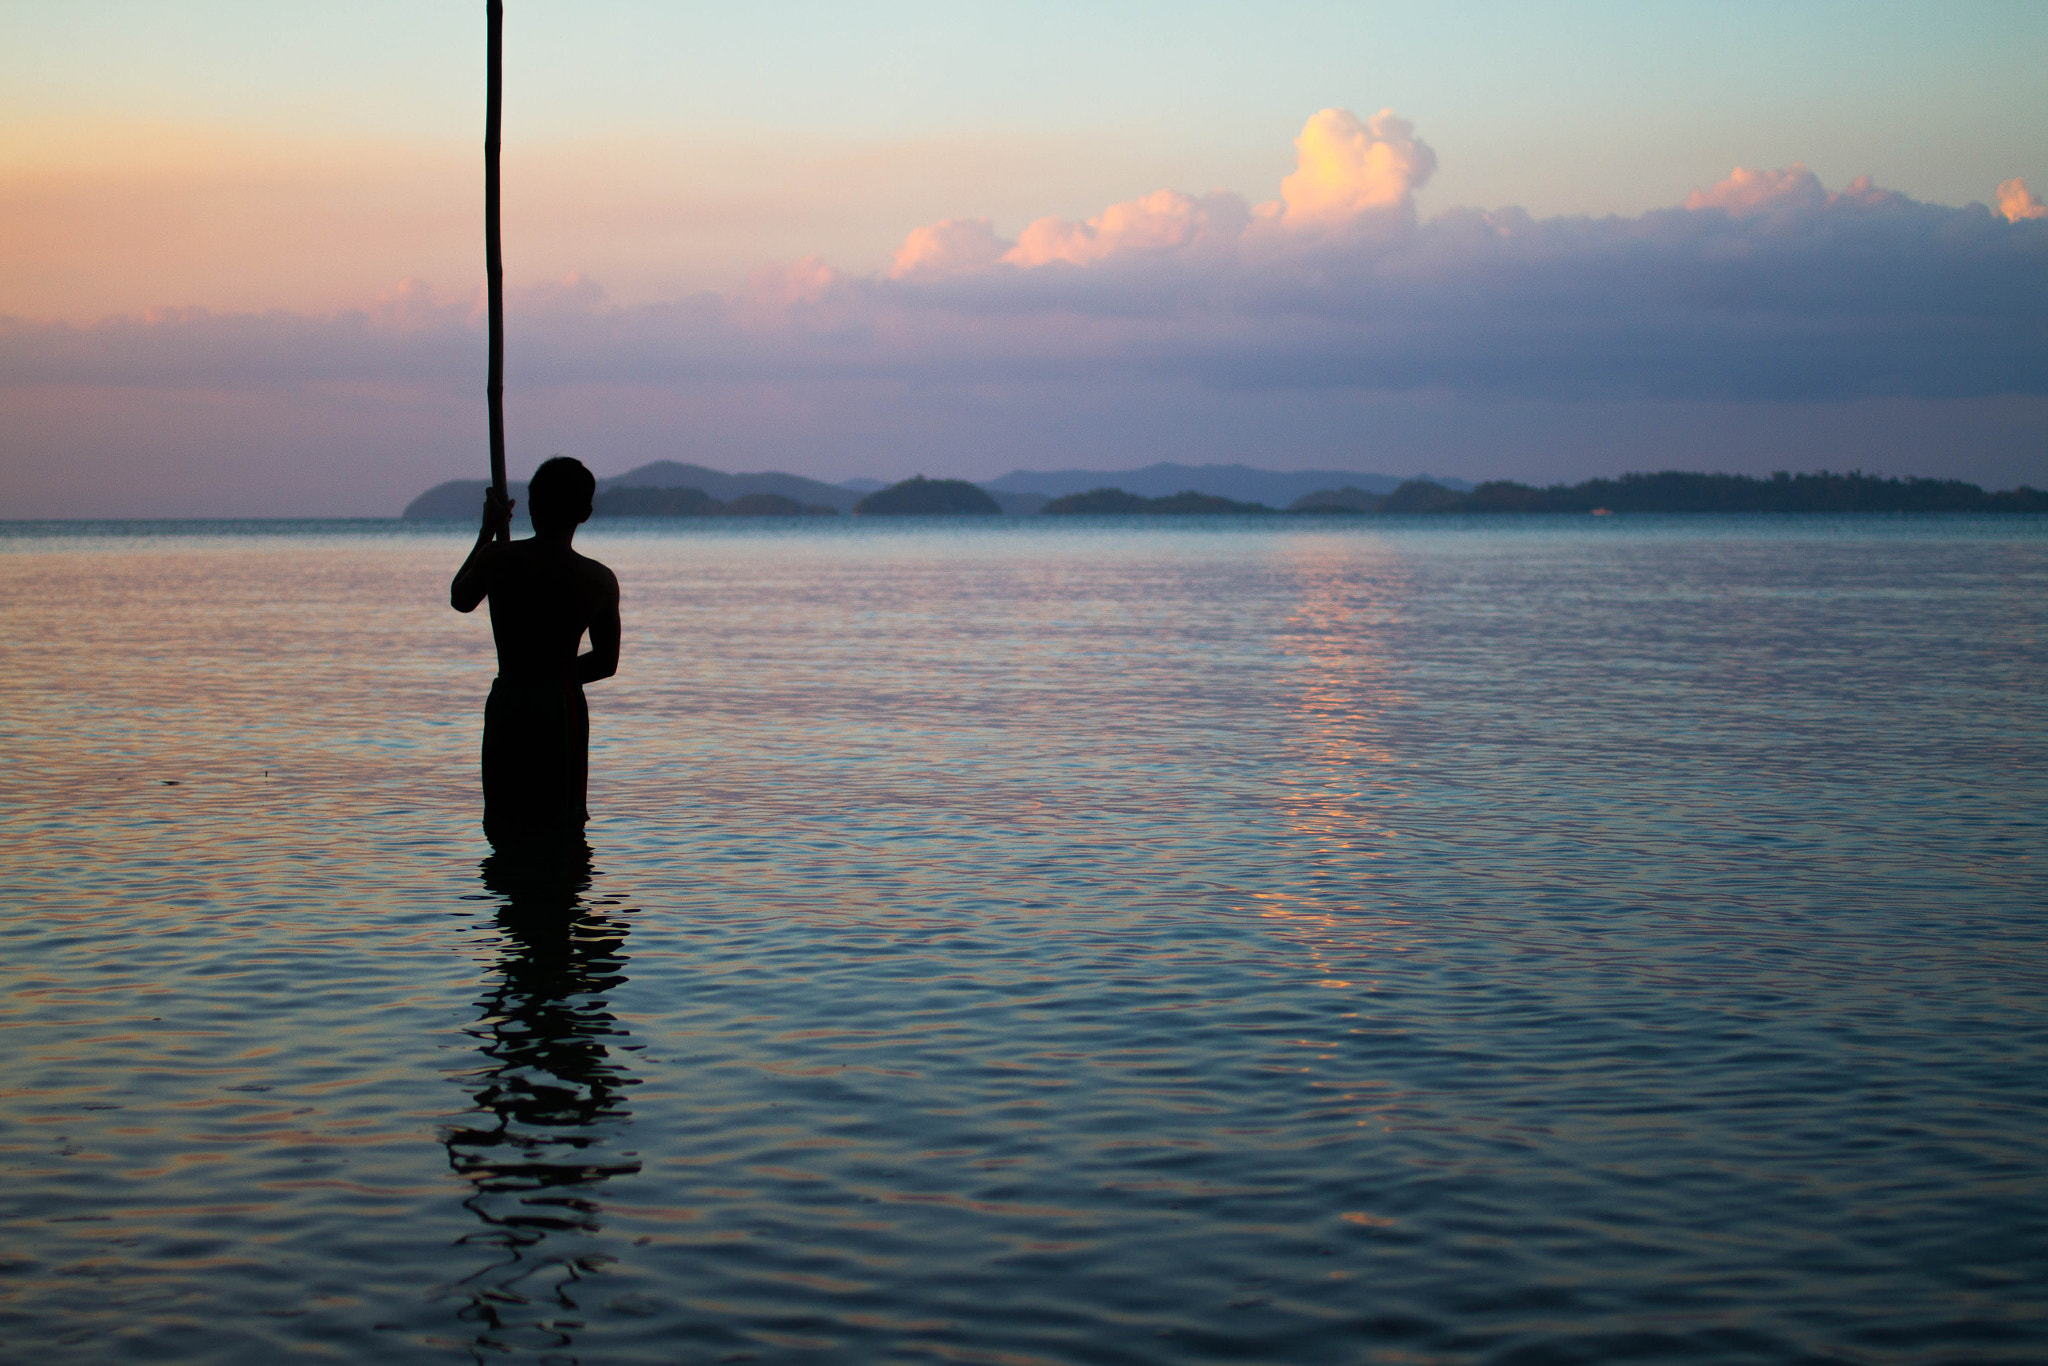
484, 540, 617, 682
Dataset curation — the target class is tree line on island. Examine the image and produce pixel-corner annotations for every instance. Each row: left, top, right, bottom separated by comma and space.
588, 470, 2045, 517
404, 463, 2043, 520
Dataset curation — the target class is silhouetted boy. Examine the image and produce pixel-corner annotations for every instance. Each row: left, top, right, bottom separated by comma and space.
451, 456, 620, 846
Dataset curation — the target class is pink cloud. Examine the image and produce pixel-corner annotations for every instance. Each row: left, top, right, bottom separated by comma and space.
516, 272, 611, 316
745, 256, 843, 308
371, 277, 469, 329
1684, 166, 1918, 219
1684, 164, 1829, 216
1998, 176, 2046, 222
1005, 189, 1252, 268
890, 218, 1012, 279
887, 108, 1436, 279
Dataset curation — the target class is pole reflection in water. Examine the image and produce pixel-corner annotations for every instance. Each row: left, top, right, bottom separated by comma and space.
442, 845, 643, 1357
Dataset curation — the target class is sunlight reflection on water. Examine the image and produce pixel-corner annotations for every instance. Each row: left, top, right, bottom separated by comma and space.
2, 516, 2044, 1364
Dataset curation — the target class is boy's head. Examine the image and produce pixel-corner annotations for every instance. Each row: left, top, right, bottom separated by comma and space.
527, 456, 595, 533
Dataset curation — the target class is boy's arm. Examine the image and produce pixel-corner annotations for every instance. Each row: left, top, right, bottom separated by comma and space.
576, 565, 621, 683
451, 489, 513, 612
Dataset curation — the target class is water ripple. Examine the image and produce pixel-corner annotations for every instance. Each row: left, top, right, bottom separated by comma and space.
1, 518, 2044, 1363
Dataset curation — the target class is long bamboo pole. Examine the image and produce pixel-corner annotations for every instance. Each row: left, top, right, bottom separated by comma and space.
484, 0, 507, 539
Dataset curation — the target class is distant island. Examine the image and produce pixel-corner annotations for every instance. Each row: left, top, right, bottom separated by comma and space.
1042, 488, 1273, 515
854, 476, 1001, 515
402, 460, 865, 520
582, 474, 1008, 518
1287, 486, 1383, 513
984, 462, 1469, 504
401, 460, 1455, 520
1292, 471, 2048, 515
403, 463, 2045, 521
594, 486, 836, 517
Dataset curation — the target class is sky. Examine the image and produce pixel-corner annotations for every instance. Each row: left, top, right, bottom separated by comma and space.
3, 0, 2045, 516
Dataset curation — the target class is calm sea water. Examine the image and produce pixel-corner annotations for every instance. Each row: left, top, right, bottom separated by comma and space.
2, 515, 2044, 1365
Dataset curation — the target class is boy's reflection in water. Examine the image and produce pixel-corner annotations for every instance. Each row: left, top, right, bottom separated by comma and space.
442, 844, 641, 1357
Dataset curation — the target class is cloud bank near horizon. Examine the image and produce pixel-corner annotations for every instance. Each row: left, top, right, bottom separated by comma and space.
5, 110, 2046, 513
9, 109, 2042, 404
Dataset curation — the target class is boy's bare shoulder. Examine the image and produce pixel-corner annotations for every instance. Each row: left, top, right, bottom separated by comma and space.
571, 550, 620, 595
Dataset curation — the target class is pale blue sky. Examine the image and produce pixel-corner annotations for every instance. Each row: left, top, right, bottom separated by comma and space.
7, 0, 2043, 218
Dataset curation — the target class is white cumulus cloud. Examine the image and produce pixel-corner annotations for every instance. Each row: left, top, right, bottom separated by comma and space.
1273, 107, 1437, 224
